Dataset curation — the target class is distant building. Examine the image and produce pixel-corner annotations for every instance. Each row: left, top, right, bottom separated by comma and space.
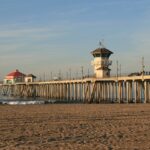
25, 74, 36, 83
4, 69, 26, 84
91, 47, 113, 78
3, 69, 36, 84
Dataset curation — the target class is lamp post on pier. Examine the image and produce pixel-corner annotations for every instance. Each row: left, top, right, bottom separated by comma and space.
81, 66, 84, 79
69, 68, 71, 80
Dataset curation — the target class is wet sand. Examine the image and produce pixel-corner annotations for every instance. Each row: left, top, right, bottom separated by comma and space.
0, 104, 150, 150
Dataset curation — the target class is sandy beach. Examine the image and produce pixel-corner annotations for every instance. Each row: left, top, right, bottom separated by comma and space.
0, 104, 150, 150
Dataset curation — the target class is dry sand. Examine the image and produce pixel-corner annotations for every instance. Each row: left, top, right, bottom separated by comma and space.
0, 104, 150, 150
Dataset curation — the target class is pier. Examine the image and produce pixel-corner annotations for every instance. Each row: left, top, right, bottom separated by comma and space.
1, 46, 150, 103
1, 75, 150, 103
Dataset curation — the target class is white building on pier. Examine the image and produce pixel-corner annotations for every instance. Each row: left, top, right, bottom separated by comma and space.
91, 47, 113, 78
3, 69, 36, 84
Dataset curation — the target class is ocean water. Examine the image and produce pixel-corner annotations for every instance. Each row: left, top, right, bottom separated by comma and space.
0, 96, 56, 105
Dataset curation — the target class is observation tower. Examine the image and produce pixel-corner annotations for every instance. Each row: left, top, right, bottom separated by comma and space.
91, 44, 113, 78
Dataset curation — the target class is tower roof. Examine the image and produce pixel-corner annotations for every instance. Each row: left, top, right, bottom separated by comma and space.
91, 47, 113, 55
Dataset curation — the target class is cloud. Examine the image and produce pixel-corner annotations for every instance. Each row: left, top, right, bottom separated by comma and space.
0, 26, 68, 40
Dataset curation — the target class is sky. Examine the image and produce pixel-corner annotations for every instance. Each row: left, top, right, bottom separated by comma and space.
0, 0, 150, 80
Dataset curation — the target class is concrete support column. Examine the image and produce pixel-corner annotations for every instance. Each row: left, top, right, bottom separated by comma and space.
128, 81, 132, 103
144, 81, 148, 103
50, 84, 52, 99
121, 82, 124, 103
115, 81, 118, 103
126, 82, 129, 103
134, 81, 137, 103
116, 82, 118, 102
100, 83, 102, 103
114, 82, 117, 102
61, 84, 63, 100
102, 83, 105, 102
104, 82, 107, 102
82, 83, 85, 102
46, 84, 48, 98
75, 83, 78, 101
70, 83, 73, 101
148, 82, 150, 103
77, 83, 81, 101
63, 84, 66, 100
64, 83, 67, 100
101, 83, 103, 102
88, 82, 91, 103
57, 84, 60, 99
97, 83, 100, 102
106, 82, 109, 102
73, 83, 75, 100
107, 82, 110, 103
63, 83, 65, 100
59, 84, 61, 99
112, 82, 114, 102
118, 82, 121, 103
99, 82, 103, 102
123, 81, 125, 103
137, 82, 140, 103
44, 85, 46, 98
55, 84, 57, 99
66, 83, 69, 101
58, 84, 60, 99
109, 82, 112, 103
90, 82, 95, 103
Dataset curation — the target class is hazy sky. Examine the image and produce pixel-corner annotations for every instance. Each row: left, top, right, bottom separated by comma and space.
0, 0, 150, 80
